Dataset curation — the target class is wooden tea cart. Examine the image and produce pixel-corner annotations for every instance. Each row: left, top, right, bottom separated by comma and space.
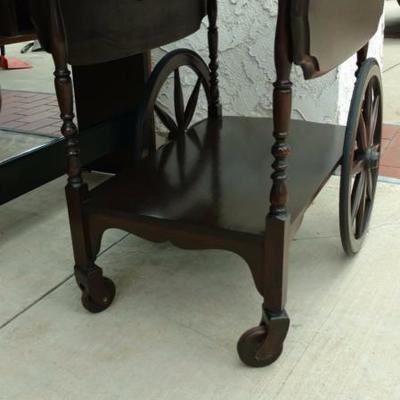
31, 0, 384, 367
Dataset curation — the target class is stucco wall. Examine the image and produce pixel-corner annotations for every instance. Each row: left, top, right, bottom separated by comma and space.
155, 0, 384, 126
337, 19, 385, 125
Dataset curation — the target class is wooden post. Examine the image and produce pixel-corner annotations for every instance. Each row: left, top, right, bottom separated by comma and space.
356, 43, 369, 75
264, 0, 293, 313
207, 0, 222, 118
48, 2, 92, 269
48, 6, 76, 157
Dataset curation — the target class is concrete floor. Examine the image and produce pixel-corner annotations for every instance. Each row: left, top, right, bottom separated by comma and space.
0, 44, 55, 94
383, 38, 400, 123
0, 173, 399, 399
1, 28, 400, 400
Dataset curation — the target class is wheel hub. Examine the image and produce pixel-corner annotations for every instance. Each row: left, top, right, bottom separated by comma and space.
364, 147, 379, 169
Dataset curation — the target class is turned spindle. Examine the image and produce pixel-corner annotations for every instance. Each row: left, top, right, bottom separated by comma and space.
207, 0, 222, 118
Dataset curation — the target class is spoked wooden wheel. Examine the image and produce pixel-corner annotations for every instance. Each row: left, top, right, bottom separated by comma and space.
340, 59, 383, 255
136, 49, 211, 156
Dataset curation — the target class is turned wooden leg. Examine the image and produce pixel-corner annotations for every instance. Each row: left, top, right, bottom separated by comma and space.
237, 217, 291, 367
207, 0, 222, 118
238, 0, 292, 367
66, 185, 115, 313
49, 2, 115, 313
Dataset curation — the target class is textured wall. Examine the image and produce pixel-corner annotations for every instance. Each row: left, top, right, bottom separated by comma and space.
337, 19, 385, 125
154, 0, 383, 126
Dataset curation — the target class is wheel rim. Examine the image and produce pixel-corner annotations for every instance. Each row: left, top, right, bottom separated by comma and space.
351, 77, 381, 239
135, 49, 216, 194
136, 49, 211, 152
340, 59, 383, 255
154, 68, 205, 140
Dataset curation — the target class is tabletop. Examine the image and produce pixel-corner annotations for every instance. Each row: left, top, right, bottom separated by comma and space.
30, 0, 384, 77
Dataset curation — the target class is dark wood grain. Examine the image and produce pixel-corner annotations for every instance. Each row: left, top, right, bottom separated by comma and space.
48, 1, 82, 189
31, 0, 207, 66
263, 0, 293, 321
87, 117, 344, 239
0, 33, 36, 46
45, 0, 114, 310
0, 2, 151, 204
72, 53, 151, 173
84, 115, 344, 367
29, 0, 383, 366
291, 0, 384, 79
0, 0, 34, 36
207, 0, 222, 117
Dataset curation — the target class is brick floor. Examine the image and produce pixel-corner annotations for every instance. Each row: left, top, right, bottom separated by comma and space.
380, 124, 400, 178
0, 90, 61, 137
0, 90, 400, 178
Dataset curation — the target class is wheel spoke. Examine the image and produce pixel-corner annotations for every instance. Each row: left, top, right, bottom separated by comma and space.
184, 78, 202, 130
357, 113, 368, 151
351, 172, 365, 221
174, 69, 185, 130
351, 155, 364, 176
363, 81, 373, 126
366, 168, 375, 200
369, 94, 380, 146
155, 103, 178, 133
355, 178, 367, 238
372, 144, 381, 169
372, 143, 380, 153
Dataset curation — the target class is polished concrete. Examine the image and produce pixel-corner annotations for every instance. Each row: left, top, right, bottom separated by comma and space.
0, 173, 399, 399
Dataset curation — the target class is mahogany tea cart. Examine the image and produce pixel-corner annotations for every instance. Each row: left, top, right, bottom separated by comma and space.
31, 0, 384, 367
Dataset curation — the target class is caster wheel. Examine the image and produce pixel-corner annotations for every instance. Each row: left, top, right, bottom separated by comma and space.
81, 277, 116, 313
237, 325, 283, 367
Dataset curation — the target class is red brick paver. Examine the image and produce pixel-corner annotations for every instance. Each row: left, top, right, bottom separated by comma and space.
0, 90, 61, 137
380, 124, 400, 178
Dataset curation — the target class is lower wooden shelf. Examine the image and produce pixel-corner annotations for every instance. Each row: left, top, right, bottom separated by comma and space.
86, 116, 345, 240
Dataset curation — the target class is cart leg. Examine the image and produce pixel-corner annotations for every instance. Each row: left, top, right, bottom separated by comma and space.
260, 216, 291, 358
207, 0, 222, 118
66, 185, 115, 313
49, 3, 115, 313
237, 217, 291, 368
356, 43, 369, 72
237, 0, 292, 367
